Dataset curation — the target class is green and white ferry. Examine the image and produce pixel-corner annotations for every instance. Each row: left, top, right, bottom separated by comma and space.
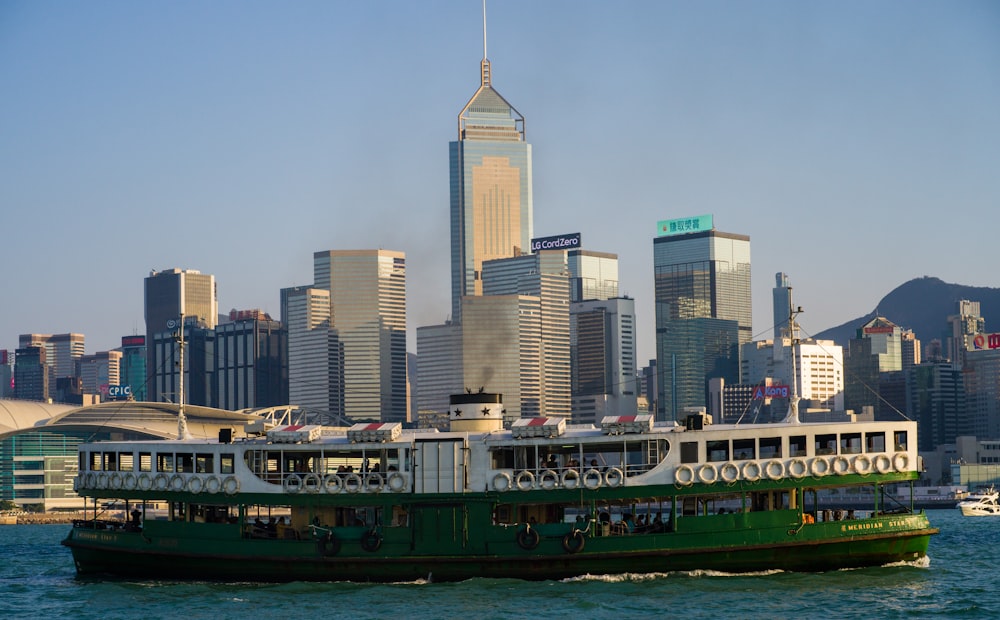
63, 392, 937, 581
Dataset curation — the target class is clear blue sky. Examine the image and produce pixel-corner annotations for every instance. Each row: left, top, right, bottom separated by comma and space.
2, 1, 998, 365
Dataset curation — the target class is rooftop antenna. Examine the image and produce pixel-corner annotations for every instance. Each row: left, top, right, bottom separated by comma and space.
176, 312, 192, 440
782, 290, 803, 425
480, 0, 491, 86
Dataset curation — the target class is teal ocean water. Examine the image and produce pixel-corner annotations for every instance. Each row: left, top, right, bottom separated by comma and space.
1, 509, 994, 619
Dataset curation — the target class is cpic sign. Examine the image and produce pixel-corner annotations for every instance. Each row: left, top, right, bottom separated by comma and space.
107, 385, 132, 398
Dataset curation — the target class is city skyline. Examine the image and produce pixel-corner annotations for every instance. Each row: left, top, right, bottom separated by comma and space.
2, 2, 998, 365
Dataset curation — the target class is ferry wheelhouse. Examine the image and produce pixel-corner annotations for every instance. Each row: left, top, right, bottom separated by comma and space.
63, 393, 937, 582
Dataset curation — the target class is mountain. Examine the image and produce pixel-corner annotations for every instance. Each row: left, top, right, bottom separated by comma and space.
813, 277, 1000, 347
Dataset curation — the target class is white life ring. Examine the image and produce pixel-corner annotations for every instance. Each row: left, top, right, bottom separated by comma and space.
324, 474, 343, 494
741, 461, 761, 482
515, 470, 535, 491
303, 473, 322, 494
605, 467, 625, 488
539, 469, 560, 490
561, 469, 581, 490
154, 473, 169, 491
583, 468, 603, 489
169, 474, 185, 492
122, 472, 137, 491
697, 463, 718, 484
365, 473, 385, 493
893, 452, 909, 472
720, 462, 740, 483
284, 473, 302, 494
97, 472, 109, 489
204, 475, 221, 494
387, 472, 406, 492
853, 454, 872, 476
787, 458, 807, 479
492, 472, 513, 492
222, 475, 240, 495
138, 473, 152, 491
809, 456, 831, 477
674, 464, 694, 486
765, 459, 786, 480
344, 472, 362, 493
85, 472, 97, 488
109, 472, 122, 490
874, 454, 893, 474
187, 475, 204, 494
832, 455, 851, 476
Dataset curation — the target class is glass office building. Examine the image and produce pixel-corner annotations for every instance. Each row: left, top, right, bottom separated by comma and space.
450, 55, 533, 322
653, 226, 751, 421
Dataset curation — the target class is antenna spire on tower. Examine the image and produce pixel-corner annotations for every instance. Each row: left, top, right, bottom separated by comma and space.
480, 0, 491, 86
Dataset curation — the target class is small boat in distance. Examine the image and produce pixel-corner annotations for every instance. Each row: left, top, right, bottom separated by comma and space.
957, 486, 1000, 517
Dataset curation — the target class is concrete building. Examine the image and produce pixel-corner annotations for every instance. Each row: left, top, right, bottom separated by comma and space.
415, 322, 464, 425
570, 297, 638, 423
481, 251, 571, 419
144, 268, 217, 403
117, 336, 147, 402
78, 350, 122, 399
845, 316, 903, 419
314, 250, 408, 423
740, 338, 845, 412
283, 287, 332, 417
214, 310, 287, 411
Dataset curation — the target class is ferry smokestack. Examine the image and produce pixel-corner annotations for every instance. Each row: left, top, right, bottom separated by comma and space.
449, 392, 504, 433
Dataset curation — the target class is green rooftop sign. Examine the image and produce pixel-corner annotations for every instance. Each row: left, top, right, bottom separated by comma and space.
657, 214, 714, 237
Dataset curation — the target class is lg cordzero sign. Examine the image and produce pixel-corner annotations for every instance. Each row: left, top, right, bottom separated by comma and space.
530, 233, 581, 252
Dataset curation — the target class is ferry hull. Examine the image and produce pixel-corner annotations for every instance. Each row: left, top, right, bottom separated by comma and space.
64, 514, 936, 582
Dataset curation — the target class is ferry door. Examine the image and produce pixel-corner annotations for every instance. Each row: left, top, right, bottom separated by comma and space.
414, 439, 466, 494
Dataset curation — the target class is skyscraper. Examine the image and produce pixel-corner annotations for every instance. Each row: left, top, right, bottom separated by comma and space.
653, 217, 751, 421
481, 251, 572, 418
450, 35, 532, 322
772, 272, 791, 339
314, 250, 408, 423
144, 268, 217, 402
284, 287, 332, 417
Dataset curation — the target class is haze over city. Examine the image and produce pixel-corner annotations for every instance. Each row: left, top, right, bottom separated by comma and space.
2, 1, 997, 364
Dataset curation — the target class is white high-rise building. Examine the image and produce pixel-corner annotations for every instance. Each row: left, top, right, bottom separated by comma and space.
415, 322, 464, 425
285, 287, 331, 416
741, 338, 845, 411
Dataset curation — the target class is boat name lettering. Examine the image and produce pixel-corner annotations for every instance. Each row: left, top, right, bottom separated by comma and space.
841, 522, 884, 532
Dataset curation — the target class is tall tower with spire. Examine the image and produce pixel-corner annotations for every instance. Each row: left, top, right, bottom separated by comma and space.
449, 4, 533, 322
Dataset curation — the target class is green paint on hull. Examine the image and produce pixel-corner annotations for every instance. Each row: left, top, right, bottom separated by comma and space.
64, 511, 936, 582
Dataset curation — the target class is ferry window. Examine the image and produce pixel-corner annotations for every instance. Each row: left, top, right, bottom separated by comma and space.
80, 452, 87, 472
759, 437, 782, 459
815, 434, 837, 455
625, 442, 644, 475
104, 452, 117, 471
119, 452, 134, 472
139, 452, 152, 472
177, 454, 194, 473
789, 436, 807, 457
866, 433, 886, 453
680, 442, 699, 464
157, 454, 175, 473
894, 431, 908, 451
221, 454, 235, 474
90, 452, 101, 471
196, 453, 214, 474
840, 433, 862, 454
491, 447, 515, 469
707, 440, 729, 462
733, 439, 755, 460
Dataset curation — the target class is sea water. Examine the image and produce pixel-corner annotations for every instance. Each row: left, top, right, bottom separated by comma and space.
1, 509, 995, 619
